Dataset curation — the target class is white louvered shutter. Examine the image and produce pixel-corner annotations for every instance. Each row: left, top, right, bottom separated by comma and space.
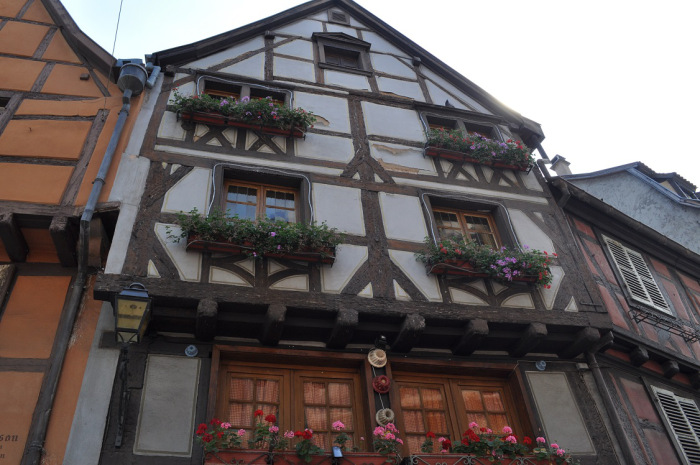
653, 387, 700, 464
603, 236, 671, 314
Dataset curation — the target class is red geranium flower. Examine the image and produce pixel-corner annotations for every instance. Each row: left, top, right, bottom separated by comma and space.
210, 417, 221, 426
442, 439, 452, 449
265, 414, 277, 423
202, 433, 213, 443
426, 431, 436, 439
254, 409, 264, 417
523, 436, 533, 445
196, 423, 207, 435
466, 429, 480, 442
302, 429, 313, 440
294, 431, 303, 437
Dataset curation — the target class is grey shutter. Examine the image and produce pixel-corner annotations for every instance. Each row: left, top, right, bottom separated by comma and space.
603, 236, 671, 314
653, 387, 700, 464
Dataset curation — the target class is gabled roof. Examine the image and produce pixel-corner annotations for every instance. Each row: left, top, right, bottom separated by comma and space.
561, 162, 699, 207
42, 0, 115, 76
151, 0, 543, 141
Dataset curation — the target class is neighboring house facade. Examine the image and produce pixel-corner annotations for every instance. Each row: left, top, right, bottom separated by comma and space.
68, 0, 626, 464
0, 1, 151, 464
551, 162, 700, 464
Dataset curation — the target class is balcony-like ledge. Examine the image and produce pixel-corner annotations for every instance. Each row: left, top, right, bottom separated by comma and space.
426, 259, 537, 283
425, 147, 531, 172
410, 454, 558, 465
205, 450, 391, 465
180, 110, 306, 138
187, 234, 336, 265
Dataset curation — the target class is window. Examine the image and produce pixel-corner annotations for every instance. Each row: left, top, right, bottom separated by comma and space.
203, 80, 241, 100
652, 386, 700, 464
394, 373, 526, 454
602, 236, 671, 314
433, 208, 500, 248
223, 180, 297, 223
421, 112, 503, 141
314, 32, 371, 75
200, 79, 290, 106
216, 361, 366, 450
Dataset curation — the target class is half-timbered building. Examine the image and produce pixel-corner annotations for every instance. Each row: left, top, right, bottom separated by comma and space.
82, 1, 622, 464
551, 161, 700, 465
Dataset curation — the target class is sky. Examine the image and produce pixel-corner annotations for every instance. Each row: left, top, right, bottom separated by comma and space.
61, 0, 700, 188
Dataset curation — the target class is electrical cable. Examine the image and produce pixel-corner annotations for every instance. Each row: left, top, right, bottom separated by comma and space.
102, 0, 125, 117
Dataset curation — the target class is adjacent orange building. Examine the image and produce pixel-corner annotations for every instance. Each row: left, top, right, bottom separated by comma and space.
0, 1, 147, 464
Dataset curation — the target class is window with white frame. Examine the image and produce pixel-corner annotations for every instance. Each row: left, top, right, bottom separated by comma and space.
652, 386, 700, 464
602, 235, 671, 314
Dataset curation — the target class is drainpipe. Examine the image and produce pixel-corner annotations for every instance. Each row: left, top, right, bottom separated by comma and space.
22, 62, 152, 465
585, 352, 636, 465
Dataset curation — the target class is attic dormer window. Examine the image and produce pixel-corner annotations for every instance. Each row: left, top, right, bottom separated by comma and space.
313, 32, 372, 76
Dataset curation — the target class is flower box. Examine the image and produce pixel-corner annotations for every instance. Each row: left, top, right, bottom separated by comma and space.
425, 147, 531, 172
181, 110, 306, 138
427, 260, 538, 283
409, 454, 556, 465
186, 234, 336, 265
205, 450, 390, 465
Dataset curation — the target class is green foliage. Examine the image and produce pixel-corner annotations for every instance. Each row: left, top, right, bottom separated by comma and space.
195, 418, 244, 453
167, 208, 342, 259
415, 236, 555, 287
169, 89, 316, 130
294, 429, 324, 463
427, 128, 534, 167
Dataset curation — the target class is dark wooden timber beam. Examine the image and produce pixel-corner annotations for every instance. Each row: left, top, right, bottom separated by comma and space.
662, 360, 680, 379
49, 216, 77, 267
452, 319, 489, 356
591, 331, 614, 353
690, 372, 700, 390
510, 323, 547, 357
558, 327, 600, 358
630, 346, 650, 367
0, 213, 28, 262
260, 304, 286, 346
94, 274, 613, 330
195, 299, 217, 341
391, 313, 425, 353
326, 307, 358, 349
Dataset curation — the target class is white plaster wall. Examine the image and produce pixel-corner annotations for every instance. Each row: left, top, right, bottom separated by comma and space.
325, 23, 359, 37
362, 31, 408, 57
321, 244, 368, 293
370, 54, 415, 79
274, 39, 313, 59
157, 111, 186, 141
161, 167, 212, 214
312, 184, 365, 235
379, 193, 428, 242
134, 355, 200, 456
296, 133, 355, 163
219, 54, 265, 80
167, 81, 195, 106
539, 265, 565, 310
520, 170, 543, 191
370, 142, 436, 175
526, 372, 595, 453
377, 77, 424, 101
274, 56, 316, 82
293, 92, 350, 133
272, 19, 323, 37
154, 224, 201, 281
389, 250, 442, 302
507, 209, 556, 253
421, 67, 492, 114
325, 70, 370, 90
362, 102, 425, 142
450, 288, 487, 305
64, 303, 119, 465
425, 80, 471, 111
186, 37, 265, 69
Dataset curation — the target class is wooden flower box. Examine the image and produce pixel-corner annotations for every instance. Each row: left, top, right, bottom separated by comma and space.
409, 454, 554, 465
180, 111, 306, 138
186, 234, 336, 265
205, 450, 391, 465
424, 147, 531, 172
427, 260, 537, 283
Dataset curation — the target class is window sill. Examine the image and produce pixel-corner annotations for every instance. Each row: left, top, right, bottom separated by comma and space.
425, 146, 533, 173
426, 259, 538, 283
411, 454, 559, 465
180, 110, 307, 138
319, 62, 373, 76
186, 234, 336, 265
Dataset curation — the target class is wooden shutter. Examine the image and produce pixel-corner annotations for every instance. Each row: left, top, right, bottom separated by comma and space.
603, 236, 671, 313
653, 387, 700, 464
